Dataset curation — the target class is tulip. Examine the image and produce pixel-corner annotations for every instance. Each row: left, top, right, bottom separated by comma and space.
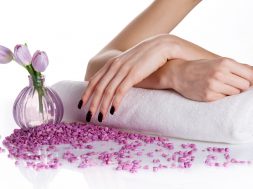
32, 50, 49, 72
14, 44, 32, 66
0, 45, 13, 64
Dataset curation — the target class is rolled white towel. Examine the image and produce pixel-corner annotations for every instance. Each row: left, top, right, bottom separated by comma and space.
51, 80, 253, 144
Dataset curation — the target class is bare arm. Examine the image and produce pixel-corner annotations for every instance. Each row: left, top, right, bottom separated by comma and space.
85, 0, 205, 81
81, 0, 253, 122
86, 34, 221, 89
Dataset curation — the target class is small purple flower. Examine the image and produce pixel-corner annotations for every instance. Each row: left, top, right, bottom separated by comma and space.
14, 44, 32, 66
0, 45, 13, 64
32, 50, 49, 72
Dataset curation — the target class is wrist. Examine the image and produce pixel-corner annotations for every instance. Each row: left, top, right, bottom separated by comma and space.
153, 34, 181, 59
159, 59, 186, 90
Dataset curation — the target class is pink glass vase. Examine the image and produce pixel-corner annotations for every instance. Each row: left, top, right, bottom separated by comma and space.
13, 75, 64, 129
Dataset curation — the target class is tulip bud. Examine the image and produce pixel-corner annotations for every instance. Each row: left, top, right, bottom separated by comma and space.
14, 44, 32, 66
0, 45, 13, 64
32, 50, 49, 72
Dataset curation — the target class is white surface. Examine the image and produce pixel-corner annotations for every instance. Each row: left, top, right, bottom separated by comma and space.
1, 87, 253, 189
1, 0, 253, 188
1, 99, 253, 189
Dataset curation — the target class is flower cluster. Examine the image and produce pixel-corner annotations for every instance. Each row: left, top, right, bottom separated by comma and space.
0, 44, 48, 78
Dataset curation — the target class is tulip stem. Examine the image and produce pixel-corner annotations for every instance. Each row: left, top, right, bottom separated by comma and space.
25, 65, 44, 115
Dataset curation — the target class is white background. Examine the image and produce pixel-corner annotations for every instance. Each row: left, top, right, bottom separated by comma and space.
1, 0, 253, 189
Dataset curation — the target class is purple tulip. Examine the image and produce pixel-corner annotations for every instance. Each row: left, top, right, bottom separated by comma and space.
14, 44, 32, 66
0, 45, 13, 64
32, 50, 49, 72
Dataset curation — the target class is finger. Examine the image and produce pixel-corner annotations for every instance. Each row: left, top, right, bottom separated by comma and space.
222, 73, 250, 91
210, 92, 226, 101
209, 79, 240, 96
81, 59, 112, 107
86, 59, 123, 121
203, 91, 226, 102
227, 61, 253, 84
111, 74, 134, 113
99, 65, 131, 119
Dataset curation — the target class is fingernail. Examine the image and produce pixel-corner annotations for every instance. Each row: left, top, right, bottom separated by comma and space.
98, 112, 103, 122
110, 106, 115, 115
77, 99, 83, 109
86, 111, 92, 122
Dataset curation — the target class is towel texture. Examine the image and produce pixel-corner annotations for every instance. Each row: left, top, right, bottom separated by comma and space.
51, 80, 253, 144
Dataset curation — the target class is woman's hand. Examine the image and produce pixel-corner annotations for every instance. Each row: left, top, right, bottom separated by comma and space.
79, 35, 178, 122
163, 58, 253, 101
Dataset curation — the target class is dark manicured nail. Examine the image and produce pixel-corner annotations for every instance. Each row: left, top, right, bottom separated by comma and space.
98, 112, 103, 122
86, 111, 92, 122
110, 106, 115, 115
77, 99, 83, 109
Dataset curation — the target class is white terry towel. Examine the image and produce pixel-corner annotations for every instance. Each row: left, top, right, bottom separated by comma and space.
51, 80, 253, 144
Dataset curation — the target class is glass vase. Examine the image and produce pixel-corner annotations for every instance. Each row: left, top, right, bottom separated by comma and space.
13, 75, 64, 129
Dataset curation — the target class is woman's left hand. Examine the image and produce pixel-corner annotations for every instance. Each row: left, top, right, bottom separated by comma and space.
79, 34, 178, 122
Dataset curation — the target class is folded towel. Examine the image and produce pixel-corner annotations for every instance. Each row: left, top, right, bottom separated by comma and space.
51, 80, 253, 144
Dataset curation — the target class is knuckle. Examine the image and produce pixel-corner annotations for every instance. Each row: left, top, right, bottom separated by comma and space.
117, 84, 129, 96
82, 90, 91, 101
116, 87, 124, 95
117, 67, 129, 78
89, 103, 96, 110
112, 100, 120, 109
100, 101, 110, 114
202, 91, 213, 102
109, 64, 118, 72
206, 79, 215, 90
104, 88, 113, 96
107, 59, 122, 72
111, 56, 120, 63
127, 69, 137, 83
128, 66, 135, 74
94, 85, 103, 94
212, 71, 223, 80
82, 92, 88, 100
112, 57, 122, 66
219, 57, 233, 66
120, 65, 130, 74
89, 79, 97, 88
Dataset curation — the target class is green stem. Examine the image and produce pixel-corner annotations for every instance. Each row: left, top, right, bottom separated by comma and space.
36, 85, 44, 117
25, 65, 44, 115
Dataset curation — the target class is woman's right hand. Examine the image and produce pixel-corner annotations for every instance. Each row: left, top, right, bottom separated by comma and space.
160, 57, 253, 102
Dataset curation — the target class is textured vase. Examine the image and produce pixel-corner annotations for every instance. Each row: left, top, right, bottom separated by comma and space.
13, 75, 64, 129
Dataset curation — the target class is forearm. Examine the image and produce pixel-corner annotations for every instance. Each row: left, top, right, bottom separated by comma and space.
168, 35, 220, 60
85, 0, 203, 82
85, 35, 221, 86
104, 0, 202, 51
